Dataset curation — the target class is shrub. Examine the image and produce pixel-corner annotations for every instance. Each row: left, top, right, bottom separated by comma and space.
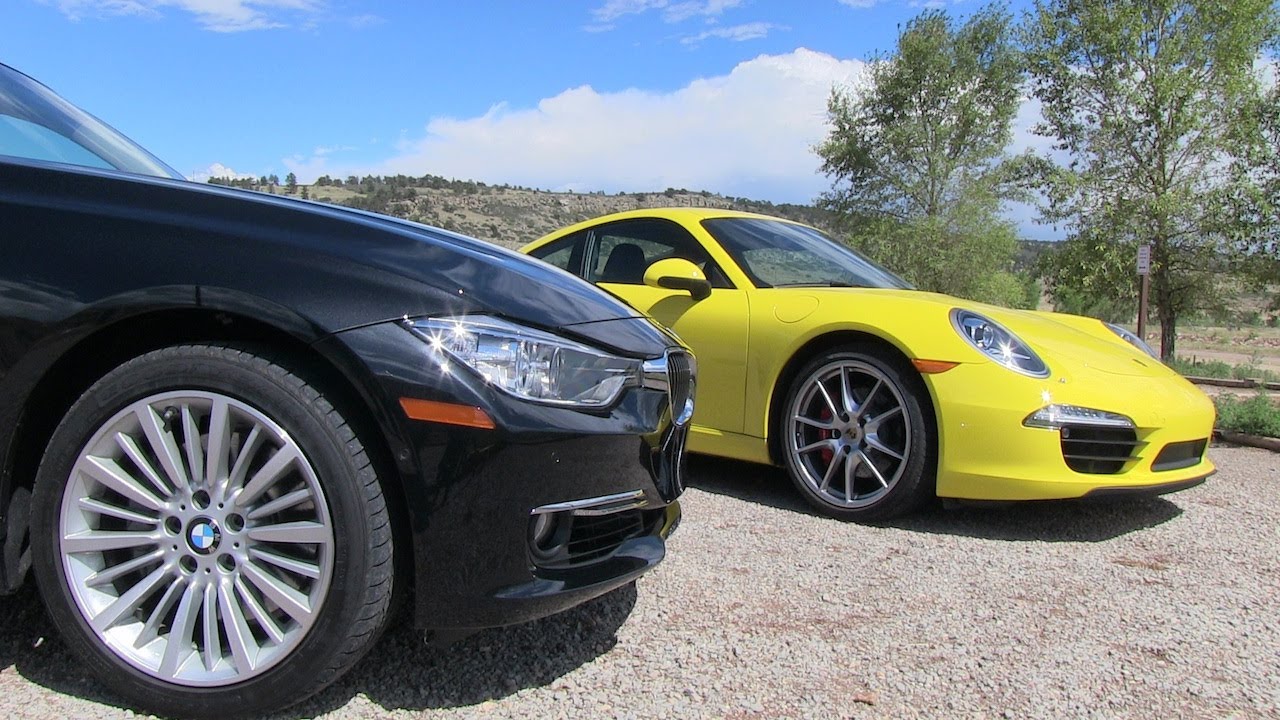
1167, 356, 1232, 379
1213, 394, 1280, 438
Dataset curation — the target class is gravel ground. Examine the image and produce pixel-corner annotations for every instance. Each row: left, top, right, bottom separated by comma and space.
2, 445, 1277, 719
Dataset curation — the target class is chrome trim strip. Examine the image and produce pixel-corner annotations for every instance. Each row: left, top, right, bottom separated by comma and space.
641, 355, 670, 393
642, 349, 696, 427
531, 489, 649, 517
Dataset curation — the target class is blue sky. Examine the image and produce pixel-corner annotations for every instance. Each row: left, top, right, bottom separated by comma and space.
3, 0, 1061, 238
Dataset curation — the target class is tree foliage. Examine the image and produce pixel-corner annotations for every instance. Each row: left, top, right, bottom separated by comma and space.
1023, 0, 1280, 358
1226, 68, 1280, 301
1036, 235, 1138, 322
818, 4, 1031, 307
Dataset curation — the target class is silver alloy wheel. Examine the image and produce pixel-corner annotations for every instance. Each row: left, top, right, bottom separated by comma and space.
58, 390, 334, 687
787, 360, 911, 509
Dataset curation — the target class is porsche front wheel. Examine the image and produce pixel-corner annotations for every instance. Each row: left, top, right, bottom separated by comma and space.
781, 347, 933, 520
30, 345, 393, 718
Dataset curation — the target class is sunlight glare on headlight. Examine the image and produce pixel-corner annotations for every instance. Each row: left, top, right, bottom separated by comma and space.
951, 309, 1049, 378
408, 316, 640, 408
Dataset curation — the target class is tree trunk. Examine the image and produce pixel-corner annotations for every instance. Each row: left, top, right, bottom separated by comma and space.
1152, 233, 1176, 362
1159, 308, 1177, 361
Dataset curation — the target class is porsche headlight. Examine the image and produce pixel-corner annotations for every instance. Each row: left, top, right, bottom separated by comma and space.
408, 316, 639, 408
950, 309, 1050, 378
1105, 322, 1159, 360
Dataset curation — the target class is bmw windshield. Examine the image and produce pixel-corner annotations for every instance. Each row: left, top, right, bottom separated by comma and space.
702, 217, 913, 290
0, 64, 180, 179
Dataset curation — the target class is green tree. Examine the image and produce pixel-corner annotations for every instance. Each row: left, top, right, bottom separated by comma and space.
1036, 235, 1140, 322
1022, 0, 1280, 359
817, 5, 1030, 307
285, 172, 298, 194
1227, 71, 1280, 304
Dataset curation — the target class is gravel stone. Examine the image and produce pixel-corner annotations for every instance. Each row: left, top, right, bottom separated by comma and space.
1, 445, 1276, 719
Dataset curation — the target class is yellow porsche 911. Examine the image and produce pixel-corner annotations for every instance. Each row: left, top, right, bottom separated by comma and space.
522, 208, 1215, 520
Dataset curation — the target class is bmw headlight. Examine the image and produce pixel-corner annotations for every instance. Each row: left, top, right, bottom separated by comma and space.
1104, 322, 1158, 359
408, 316, 639, 408
950, 309, 1050, 378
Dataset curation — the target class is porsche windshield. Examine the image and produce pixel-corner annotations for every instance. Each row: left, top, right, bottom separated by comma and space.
702, 217, 913, 290
0, 64, 180, 179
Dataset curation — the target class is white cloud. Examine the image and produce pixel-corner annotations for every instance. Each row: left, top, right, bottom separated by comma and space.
312, 144, 356, 157
664, 0, 744, 22
279, 46, 1060, 241
589, 0, 743, 25
590, 0, 667, 23
347, 13, 382, 29
681, 21, 784, 45
188, 162, 256, 182
837, 0, 881, 8
1257, 55, 1279, 89
47, 0, 323, 32
284, 48, 868, 204
1008, 93, 1058, 157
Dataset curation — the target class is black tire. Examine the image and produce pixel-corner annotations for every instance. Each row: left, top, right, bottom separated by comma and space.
780, 346, 934, 520
30, 344, 393, 718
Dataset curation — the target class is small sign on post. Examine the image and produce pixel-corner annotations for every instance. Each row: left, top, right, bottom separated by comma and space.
1136, 244, 1151, 343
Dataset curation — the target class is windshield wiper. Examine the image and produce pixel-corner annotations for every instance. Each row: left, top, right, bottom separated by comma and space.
773, 281, 863, 288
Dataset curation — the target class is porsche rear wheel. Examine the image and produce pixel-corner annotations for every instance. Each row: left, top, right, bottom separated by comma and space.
782, 347, 933, 520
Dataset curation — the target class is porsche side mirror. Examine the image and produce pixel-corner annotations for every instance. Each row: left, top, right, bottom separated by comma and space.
644, 258, 712, 301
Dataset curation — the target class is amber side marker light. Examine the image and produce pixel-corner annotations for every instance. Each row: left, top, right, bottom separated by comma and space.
912, 359, 960, 374
399, 398, 496, 429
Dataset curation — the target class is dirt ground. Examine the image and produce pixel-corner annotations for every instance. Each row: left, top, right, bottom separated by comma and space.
1154, 325, 1280, 375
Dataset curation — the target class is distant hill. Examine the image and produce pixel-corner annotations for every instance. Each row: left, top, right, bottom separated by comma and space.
245, 175, 839, 249
212, 174, 1052, 261
1016, 239, 1055, 273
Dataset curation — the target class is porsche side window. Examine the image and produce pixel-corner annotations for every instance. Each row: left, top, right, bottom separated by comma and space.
593, 235, 668, 284
590, 219, 732, 288
528, 230, 588, 275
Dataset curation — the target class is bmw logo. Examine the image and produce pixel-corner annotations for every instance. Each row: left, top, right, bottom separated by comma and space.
188, 519, 221, 555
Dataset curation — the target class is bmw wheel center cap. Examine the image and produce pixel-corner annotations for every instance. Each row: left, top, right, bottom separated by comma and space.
188, 519, 221, 554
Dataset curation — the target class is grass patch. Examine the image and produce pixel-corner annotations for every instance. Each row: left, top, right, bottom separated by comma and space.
1167, 356, 1232, 379
1232, 364, 1280, 383
1169, 356, 1280, 383
1213, 394, 1280, 438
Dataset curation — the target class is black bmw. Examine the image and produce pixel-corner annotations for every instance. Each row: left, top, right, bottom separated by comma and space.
0, 64, 693, 717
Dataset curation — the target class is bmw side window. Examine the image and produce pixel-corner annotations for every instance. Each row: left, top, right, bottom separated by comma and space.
0, 115, 113, 169
0, 67, 178, 178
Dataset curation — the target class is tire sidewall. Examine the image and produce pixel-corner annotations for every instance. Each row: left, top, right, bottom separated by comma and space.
30, 345, 377, 717
781, 347, 932, 520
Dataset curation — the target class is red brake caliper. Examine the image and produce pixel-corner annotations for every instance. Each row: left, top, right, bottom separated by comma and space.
819, 405, 836, 465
